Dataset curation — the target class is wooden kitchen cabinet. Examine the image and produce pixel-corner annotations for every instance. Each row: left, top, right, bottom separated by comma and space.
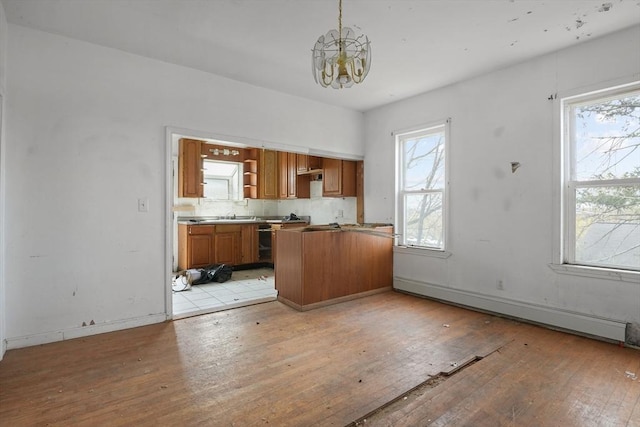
271, 222, 308, 266
296, 154, 322, 173
259, 149, 278, 199
322, 158, 356, 197
177, 224, 215, 270
278, 151, 298, 199
214, 224, 242, 265
178, 138, 204, 198
275, 225, 393, 309
241, 224, 258, 264
178, 223, 257, 269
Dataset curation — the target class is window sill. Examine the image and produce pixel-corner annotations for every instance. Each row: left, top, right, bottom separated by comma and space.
394, 246, 452, 259
548, 263, 639, 284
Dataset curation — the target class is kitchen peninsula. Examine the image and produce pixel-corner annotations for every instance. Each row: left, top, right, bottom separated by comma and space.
275, 224, 394, 310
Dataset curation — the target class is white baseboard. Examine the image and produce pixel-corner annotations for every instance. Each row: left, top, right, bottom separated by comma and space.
5, 313, 168, 350
394, 277, 627, 342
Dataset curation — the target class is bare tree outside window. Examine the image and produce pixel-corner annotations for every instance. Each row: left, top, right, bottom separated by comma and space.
397, 124, 447, 249
567, 89, 640, 270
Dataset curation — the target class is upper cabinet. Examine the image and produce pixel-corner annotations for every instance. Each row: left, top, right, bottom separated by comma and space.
323, 158, 357, 197
178, 139, 357, 200
278, 151, 298, 199
178, 138, 204, 198
259, 149, 278, 199
296, 154, 322, 174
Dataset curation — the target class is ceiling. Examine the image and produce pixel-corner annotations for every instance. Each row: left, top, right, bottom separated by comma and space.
3, 0, 639, 112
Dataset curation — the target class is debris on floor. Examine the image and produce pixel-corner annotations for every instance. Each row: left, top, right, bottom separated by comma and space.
625, 371, 637, 380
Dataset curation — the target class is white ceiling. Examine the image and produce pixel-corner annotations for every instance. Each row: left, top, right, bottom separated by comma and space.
3, 0, 640, 112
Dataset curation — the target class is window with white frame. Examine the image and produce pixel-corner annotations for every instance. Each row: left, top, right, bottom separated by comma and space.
396, 121, 449, 250
562, 84, 640, 271
202, 160, 242, 200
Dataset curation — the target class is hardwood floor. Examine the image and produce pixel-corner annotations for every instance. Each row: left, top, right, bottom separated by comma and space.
0, 291, 638, 426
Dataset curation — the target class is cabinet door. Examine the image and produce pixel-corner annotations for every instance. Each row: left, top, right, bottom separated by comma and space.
241, 224, 258, 264
296, 154, 322, 173
178, 224, 215, 269
287, 152, 297, 198
278, 151, 298, 199
278, 151, 288, 199
178, 139, 204, 198
323, 159, 356, 197
259, 149, 278, 199
189, 234, 214, 268
214, 225, 242, 265
296, 154, 309, 173
322, 158, 342, 196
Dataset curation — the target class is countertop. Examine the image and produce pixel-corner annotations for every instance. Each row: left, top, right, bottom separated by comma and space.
177, 215, 310, 225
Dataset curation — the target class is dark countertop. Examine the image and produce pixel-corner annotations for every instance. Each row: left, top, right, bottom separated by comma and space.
177, 215, 310, 226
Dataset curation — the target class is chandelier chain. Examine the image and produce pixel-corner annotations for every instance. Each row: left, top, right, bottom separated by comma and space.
338, 0, 342, 42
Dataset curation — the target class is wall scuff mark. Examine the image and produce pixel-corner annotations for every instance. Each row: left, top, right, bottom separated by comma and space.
598, 3, 613, 12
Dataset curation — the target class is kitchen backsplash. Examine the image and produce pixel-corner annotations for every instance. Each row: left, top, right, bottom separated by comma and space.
175, 182, 357, 224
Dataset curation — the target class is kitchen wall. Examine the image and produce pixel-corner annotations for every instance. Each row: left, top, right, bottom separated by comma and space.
0, 0, 7, 359
4, 24, 364, 348
364, 25, 640, 341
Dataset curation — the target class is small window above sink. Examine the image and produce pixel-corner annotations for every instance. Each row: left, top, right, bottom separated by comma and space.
203, 160, 243, 201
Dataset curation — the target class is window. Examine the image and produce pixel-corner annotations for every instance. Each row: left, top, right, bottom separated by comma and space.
202, 160, 243, 200
396, 121, 449, 250
562, 84, 640, 271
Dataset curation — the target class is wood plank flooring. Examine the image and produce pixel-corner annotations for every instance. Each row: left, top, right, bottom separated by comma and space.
0, 291, 638, 426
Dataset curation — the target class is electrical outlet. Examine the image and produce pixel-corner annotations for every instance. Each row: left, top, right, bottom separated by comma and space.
337, 209, 344, 218
138, 198, 149, 212
496, 280, 504, 290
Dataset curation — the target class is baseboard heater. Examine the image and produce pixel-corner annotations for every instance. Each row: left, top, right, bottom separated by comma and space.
394, 276, 627, 342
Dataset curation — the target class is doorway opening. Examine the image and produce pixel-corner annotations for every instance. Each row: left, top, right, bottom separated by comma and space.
166, 129, 278, 320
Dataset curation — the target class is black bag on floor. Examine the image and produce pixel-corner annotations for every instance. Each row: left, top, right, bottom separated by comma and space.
191, 264, 233, 285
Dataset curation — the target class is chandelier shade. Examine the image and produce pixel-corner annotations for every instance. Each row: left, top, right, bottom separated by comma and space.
311, 0, 371, 89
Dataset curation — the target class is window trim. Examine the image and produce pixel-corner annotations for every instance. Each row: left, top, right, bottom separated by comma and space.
394, 118, 451, 254
556, 80, 640, 274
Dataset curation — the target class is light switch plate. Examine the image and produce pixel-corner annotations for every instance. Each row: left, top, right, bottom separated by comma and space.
138, 198, 149, 212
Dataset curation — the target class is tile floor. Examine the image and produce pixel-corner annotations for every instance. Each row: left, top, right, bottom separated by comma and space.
172, 267, 277, 319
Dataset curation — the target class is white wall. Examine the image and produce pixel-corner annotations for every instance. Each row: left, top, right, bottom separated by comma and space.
0, 0, 7, 359
365, 25, 640, 341
4, 24, 363, 348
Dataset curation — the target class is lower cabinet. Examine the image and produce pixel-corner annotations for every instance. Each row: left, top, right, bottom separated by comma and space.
213, 225, 242, 266
178, 225, 215, 269
178, 223, 257, 270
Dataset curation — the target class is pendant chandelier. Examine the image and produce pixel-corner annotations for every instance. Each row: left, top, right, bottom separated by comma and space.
311, 0, 371, 89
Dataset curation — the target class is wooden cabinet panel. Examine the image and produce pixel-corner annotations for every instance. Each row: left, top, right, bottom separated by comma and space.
259, 149, 278, 199
323, 158, 356, 197
214, 233, 240, 265
287, 152, 297, 198
241, 224, 258, 264
278, 151, 288, 199
179, 224, 252, 269
178, 138, 204, 198
296, 154, 322, 173
177, 224, 215, 270
278, 151, 298, 199
214, 224, 242, 265
189, 234, 215, 268
275, 226, 393, 308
